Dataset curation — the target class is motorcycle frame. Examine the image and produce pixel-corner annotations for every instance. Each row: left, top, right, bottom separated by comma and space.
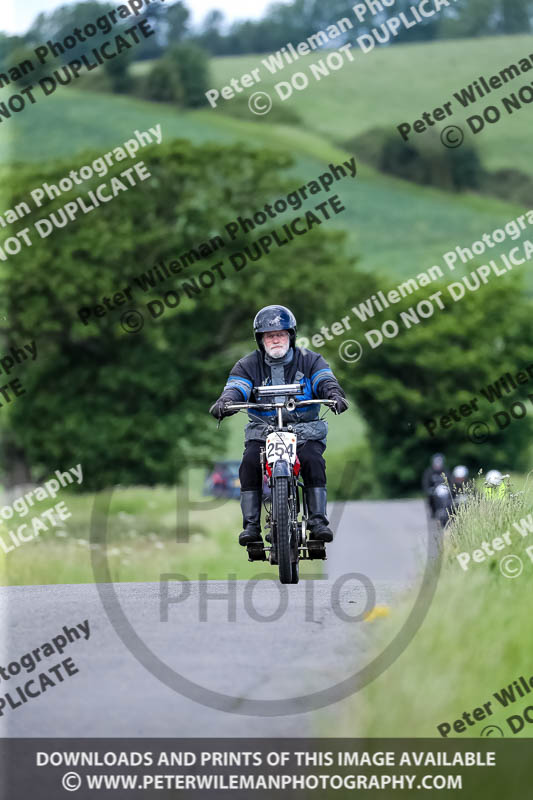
224, 389, 335, 563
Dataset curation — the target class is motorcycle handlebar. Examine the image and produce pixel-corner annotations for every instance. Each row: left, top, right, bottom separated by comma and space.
224, 398, 337, 411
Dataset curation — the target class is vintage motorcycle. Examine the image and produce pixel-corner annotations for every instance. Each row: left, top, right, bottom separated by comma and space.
224, 383, 336, 585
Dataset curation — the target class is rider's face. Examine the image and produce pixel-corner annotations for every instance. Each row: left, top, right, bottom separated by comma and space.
263, 330, 290, 358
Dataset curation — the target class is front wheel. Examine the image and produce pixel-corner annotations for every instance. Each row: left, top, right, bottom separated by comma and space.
290, 560, 299, 584
273, 476, 292, 584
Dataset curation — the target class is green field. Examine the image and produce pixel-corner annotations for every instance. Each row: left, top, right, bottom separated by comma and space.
2, 60, 528, 287
211, 36, 533, 176
0, 484, 321, 585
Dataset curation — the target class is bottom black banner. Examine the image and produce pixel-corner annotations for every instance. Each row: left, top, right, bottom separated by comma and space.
0, 738, 531, 799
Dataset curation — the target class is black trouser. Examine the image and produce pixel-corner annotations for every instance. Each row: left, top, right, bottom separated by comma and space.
239, 439, 326, 491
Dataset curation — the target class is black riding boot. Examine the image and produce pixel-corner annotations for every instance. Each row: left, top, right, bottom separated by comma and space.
238, 490, 263, 546
305, 487, 333, 543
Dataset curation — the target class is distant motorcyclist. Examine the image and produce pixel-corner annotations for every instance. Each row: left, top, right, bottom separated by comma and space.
451, 465, 470, 512
451, 465, 469, 495
422, 453, 452, 516
209, 305, 348, 547
483, 469, 508, 500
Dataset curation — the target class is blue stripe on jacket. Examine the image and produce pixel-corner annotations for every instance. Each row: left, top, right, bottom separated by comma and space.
225, 375, 252, 400
311, 368, 334, 392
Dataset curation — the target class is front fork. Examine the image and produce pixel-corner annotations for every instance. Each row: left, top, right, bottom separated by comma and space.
259, 450, 312, 559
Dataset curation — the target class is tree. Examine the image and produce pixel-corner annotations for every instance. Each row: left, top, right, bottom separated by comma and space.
130, 4, 166, 60
166, 43, 210, 107
196, 10, 227, 55
0, 35, 28, 64
26, 2, 115, 47
192, 0, 532, 55
3, 46, 51, 87
104, 47, 133, 93
439, 0, 532, 36
142, 59, 184, 102
2, 142, 363, 489
328, 275, 533, 494
501, 0, 531, 30
23, 1, 168, 63
166, 1, 190, 46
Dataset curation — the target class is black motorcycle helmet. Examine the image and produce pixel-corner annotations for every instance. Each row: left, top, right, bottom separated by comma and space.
253, 305, 297, 350
431, 452, 445, 471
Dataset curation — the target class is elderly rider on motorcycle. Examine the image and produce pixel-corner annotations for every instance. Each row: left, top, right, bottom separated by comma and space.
209, 305, 348, 547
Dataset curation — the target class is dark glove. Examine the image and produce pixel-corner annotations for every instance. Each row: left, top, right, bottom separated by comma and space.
209, 397, 239, 419
209, 398, 227, 420
328, 392, 349, 415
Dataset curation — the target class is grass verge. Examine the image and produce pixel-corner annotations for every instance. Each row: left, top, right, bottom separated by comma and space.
0, 484, 319, 585
319, 474, 533, 737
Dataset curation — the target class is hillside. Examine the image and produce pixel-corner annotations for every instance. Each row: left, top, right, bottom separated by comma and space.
1, 35, 530, 470
212, 35, 533, 176
0, 82, 526, 284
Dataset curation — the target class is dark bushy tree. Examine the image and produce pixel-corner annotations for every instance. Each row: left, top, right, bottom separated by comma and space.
142, 59, 184, 102
196, 10, 227, 55
165, 1, 190, 45
502, 0, 531, 30
344, 128, 483, 193
104, 48, 134, 93
2, 142, 364, 489
141, 44, 209, 107
327, 276, 533, 494
440, 0, 532, 36
165, 43, 210, 107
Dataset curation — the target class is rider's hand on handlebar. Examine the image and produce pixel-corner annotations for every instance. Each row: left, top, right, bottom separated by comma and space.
209, 398, 227, 420
209, 398, 239, 420
328, 392, 349, 415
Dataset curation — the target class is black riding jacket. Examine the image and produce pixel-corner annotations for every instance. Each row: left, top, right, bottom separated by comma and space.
218, 346, 346, 443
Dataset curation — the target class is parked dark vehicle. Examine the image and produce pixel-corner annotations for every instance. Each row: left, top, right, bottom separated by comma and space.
203, 461, 241, 499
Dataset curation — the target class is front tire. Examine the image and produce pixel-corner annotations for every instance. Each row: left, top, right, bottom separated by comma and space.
273, 476, 292, 584
290, 560, 299, 584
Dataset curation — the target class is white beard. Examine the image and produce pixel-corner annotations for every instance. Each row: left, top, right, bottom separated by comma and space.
264, 340, 289, 358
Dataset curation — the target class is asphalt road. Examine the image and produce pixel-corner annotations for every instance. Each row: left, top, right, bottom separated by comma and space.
1, 499, 432, 737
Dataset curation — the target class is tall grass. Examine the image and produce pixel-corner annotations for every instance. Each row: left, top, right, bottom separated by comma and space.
320, 475, 533, 738
0, 485, 320, 585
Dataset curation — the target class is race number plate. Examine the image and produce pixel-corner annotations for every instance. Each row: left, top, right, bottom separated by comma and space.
265, 431, 297, 465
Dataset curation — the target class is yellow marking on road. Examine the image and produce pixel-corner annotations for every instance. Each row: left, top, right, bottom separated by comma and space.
364, 605, 390, 622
